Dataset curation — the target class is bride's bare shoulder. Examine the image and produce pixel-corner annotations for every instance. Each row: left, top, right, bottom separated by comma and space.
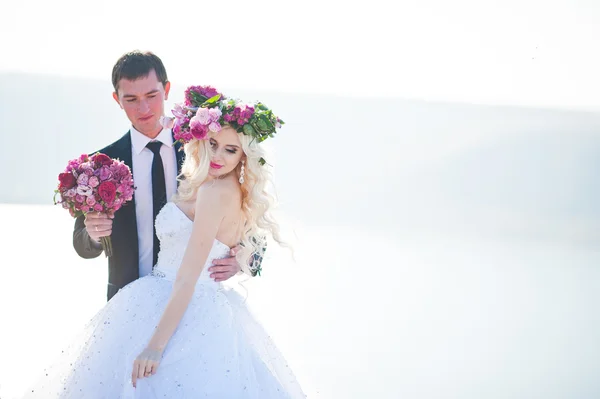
197, 177, 241, 206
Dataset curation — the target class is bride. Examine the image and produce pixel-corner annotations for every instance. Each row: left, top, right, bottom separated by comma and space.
25, 86, 305, 398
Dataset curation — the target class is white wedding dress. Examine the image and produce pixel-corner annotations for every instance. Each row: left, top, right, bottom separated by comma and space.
24, 202, 305, 398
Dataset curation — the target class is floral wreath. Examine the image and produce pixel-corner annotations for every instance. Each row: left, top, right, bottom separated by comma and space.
161, 85, 283, 166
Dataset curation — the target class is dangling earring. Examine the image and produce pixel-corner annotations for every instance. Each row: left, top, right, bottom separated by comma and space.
239, 160, 245, 184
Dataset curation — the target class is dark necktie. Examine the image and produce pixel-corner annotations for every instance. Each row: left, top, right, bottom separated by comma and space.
146, 141, 166, 267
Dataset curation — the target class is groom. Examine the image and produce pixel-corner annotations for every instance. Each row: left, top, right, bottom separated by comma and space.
73, 51, 247, 301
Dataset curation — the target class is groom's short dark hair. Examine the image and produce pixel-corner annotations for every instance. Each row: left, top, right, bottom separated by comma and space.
112, 50, 169, 93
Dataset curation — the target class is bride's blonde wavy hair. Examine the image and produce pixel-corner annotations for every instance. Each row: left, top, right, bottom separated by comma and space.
173, 129, 284, 275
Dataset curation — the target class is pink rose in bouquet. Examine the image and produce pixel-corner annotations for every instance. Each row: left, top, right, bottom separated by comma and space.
54, 152, 135, 257
98, 181, 117, 204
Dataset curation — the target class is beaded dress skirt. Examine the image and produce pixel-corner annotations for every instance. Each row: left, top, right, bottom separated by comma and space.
24, 202, 304, 398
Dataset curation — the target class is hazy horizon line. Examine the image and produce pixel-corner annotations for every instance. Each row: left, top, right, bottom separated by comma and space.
3, 70, 599, 115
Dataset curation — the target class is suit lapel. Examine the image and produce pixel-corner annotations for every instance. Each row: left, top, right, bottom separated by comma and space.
172, 130, 185, 179
109, 129, 180, 281
116, 131, 134, 172
114, 131, 140, 278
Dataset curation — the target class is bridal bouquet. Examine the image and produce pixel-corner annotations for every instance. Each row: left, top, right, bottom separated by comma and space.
54, 153, 135, 256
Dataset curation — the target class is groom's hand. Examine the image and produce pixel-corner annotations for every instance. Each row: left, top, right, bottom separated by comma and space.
84, 212, 113, 243
208, 246, 241, 282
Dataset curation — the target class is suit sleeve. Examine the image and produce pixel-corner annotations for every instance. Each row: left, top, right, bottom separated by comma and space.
73, 214, 103, 259
248, 237, 267, 277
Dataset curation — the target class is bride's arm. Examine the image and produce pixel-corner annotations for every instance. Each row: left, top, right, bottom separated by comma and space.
146, 184, 232, 352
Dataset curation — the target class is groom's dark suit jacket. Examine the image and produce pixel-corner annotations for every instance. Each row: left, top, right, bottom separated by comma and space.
73, 131, 185, 301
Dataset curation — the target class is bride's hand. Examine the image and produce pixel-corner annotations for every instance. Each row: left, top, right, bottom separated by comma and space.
131, 347, 163, 388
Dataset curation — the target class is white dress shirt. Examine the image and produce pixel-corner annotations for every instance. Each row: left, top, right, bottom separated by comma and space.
130, 126, 178, 277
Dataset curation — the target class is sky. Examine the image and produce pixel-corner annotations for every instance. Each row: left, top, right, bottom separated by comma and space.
1, 0, 599, 110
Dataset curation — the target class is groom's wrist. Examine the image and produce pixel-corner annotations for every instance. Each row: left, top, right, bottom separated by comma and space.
89, 237, 102, 249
